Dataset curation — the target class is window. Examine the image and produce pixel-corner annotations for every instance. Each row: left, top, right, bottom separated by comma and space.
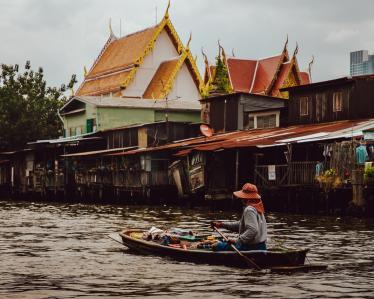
333, 91, 343, 112
86, 118, 96, 133
316, 93, 327, 121
299, 97, 309, 116
257, 114, 276, 129
76, 127, 82, 136
70, 127, 76, 136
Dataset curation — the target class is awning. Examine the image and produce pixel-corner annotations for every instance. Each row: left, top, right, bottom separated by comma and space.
61, 146, 138, 158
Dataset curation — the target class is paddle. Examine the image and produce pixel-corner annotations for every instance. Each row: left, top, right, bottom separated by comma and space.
213, 226, 261, 270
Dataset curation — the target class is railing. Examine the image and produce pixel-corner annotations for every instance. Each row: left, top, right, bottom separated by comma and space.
255, 161, 317, 187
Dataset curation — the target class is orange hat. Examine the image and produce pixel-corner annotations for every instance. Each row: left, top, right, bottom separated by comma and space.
233, 183, 265, 214
233, 183, 261, 200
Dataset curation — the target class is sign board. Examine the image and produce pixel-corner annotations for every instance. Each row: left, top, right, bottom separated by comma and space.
364, 130, 374, 141
268, 165, 276, 181
188, 152, 205, 192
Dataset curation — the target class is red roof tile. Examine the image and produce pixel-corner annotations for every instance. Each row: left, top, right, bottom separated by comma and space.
251, 54, 284, 94
300, 72, 311, 85
226, 58, 257, 92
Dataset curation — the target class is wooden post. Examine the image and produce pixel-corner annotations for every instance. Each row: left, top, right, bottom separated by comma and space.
223, 99, 227, 132
235, 149, 239, 190
352, 167, 365, 208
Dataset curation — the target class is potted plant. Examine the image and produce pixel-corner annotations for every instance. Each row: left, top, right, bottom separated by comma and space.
364, 166, 374, 185
316, 168, 342, 192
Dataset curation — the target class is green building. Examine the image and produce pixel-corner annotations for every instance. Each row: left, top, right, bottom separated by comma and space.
59, 96, 201, 137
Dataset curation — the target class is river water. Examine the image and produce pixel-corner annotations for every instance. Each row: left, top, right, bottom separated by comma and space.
0, 199, 373, 299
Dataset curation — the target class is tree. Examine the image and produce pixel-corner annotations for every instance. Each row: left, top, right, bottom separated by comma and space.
0, 61, 77, 151
208, 55, 232, 95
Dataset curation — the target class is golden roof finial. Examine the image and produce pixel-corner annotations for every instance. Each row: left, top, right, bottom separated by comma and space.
201, 47, 208, 63
283, 34, 289, 52
293, 42, 299, 57
84, 66, 88, 77
186, 31, 192, 49
165, 0, 171, 18
109, 18, 114, 36
308, 55, 315, 82
218, 40, 226, 61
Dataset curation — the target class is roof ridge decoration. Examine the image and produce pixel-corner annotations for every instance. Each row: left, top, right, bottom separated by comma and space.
202, 47, 212, 86
289, 43, 303, 84
218, 40, 233, 90
75, 20, 118, 95
276, 44, 304, 98
265, 36, 291, 95
308, 55, 314, 82
120, 1, 202, 94
147, 32, 204, 99
249, 60, 260, 93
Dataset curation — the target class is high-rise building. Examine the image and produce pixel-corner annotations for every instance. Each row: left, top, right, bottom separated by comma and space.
350, 50, 374, 76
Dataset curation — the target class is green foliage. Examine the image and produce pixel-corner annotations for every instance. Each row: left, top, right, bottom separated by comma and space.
364, 166, 374, 179
324, 168, 337, 177
0, 61, 77, 150
210, 55, 232, 94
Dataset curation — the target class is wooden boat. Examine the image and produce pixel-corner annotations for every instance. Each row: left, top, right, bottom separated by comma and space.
109, 229, 316, 269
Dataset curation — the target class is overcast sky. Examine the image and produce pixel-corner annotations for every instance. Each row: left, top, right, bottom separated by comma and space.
1, 0, 373, 88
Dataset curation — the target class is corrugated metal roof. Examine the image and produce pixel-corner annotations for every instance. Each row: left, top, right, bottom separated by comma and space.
62, 146, 137, 158
73, 96, 201, 111
28, 134, 101, 145
107, 119, 374, 157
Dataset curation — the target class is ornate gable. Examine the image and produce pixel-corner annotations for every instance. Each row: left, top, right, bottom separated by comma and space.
76, 1, 203, 99
204, 38, 312, 99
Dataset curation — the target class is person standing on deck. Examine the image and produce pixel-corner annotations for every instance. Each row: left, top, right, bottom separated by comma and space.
211, 183, 267, 251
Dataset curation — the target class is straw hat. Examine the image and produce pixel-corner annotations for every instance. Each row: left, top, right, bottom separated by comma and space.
233, 183, 261, 200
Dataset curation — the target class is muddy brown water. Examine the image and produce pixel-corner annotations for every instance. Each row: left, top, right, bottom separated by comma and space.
0, 199, 373, 299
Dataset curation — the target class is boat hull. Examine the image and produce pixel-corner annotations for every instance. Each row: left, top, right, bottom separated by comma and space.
115, 231, 308, 268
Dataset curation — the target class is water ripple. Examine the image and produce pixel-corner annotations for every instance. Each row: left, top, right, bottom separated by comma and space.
0, 199, 373, 298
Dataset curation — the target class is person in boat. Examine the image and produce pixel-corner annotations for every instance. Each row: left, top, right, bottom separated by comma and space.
211, 183, 267, 251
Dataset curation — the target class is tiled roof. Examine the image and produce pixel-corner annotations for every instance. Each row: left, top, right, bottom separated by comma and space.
143, 57, 180, 99
76, 26, 158, 96
88, 26, 158, 78
300, 72, 311, 85
225, 54, 286, 95
77, 70, 131, 96
251, 54, 284, 93
69, 96, 201, 111
225, 52, 310, 97
226, 58, 257, 92
271, 62, 292, 96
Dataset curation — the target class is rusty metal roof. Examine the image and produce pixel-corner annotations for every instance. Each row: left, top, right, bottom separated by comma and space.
62, 146, 137, 158
107, 119, 374, 157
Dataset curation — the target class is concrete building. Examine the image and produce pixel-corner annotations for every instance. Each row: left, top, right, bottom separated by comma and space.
350, 50, 374, 76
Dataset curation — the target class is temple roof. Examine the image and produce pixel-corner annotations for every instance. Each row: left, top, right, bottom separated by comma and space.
226, 53, 287, 95
300, 72, 311, 85
251, 54, 286, 94
76, 6, 203, 98
77, 70, 132, 97
90, 27, 158, 79
204, 41, 312, 98
143, 57, 180, 99
226, 58, 257, 92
